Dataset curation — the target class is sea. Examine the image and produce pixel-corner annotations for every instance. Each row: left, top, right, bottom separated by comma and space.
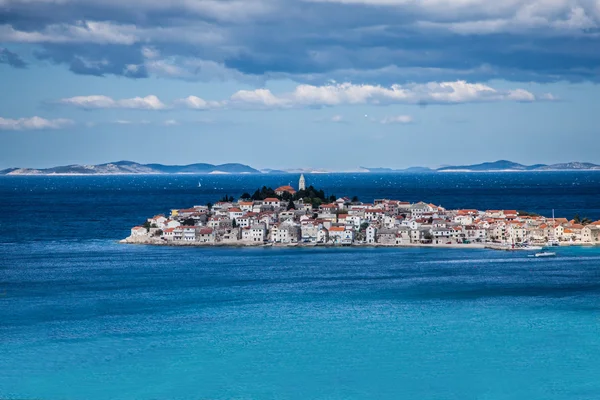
1, 172, 600, 400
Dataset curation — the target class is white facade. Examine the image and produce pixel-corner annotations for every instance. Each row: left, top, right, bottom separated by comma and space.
243, 224, 266, 242
366, 226, 377, 243
131, 227, 147, 237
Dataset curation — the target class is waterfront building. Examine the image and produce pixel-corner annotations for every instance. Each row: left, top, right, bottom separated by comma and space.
243, 223, 267, 242
131, 226, 147, 237
198, 228, 215, 243
366, 225, 377, 243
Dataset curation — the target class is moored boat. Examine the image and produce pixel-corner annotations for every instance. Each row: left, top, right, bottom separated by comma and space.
534, 251, 557, 258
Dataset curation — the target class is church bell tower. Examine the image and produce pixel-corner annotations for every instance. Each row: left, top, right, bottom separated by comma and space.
299, 174, 306, 191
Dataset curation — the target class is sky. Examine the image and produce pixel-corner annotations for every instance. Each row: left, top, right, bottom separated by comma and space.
1, 0, 600, 170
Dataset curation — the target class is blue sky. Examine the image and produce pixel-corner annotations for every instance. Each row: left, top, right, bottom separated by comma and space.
1, 0, 599, 170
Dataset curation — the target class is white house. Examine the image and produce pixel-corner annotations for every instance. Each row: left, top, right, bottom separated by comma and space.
162, 227, 175, 241
345, 215, 362, 229
410, 202, 433, 218
197, 228, 215, 243
263, 198, 281, 208
242, 223, 267, 242
228, 208, 244, 221
147, 215, 168, 228
365, 209, 384, 221
238, 201, 254, 212
377, 228, 397, 245
317, 227, 329, 243
131, 226, 147, 237
328, 226, 353, 244
183, 226, 197, 241
395, 227, 411, 245
366, 225, 377, 243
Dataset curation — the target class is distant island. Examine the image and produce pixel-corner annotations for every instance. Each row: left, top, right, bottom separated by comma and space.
435, 160, 600, 172
0, 161, 261, 175
2, 159, 600, 175
361, 160, 600, 173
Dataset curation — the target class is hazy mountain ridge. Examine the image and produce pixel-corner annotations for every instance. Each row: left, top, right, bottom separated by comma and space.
436, 160, 600, 172
536, 162, 600, 171
2, 160, 599, 175
0, 161, 261, 175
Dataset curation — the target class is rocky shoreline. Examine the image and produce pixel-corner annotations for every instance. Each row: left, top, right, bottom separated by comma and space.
121, 236, 597, 250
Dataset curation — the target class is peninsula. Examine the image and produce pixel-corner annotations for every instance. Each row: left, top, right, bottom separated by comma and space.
123, 175, 600, 249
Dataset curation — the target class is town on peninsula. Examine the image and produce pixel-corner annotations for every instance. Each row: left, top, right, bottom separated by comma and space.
123, 175, 600, 249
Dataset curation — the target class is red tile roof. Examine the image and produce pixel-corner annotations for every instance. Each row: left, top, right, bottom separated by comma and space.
275, 185, 296, 193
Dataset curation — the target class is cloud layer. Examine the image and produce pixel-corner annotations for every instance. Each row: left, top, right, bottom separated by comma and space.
1, 0, 599, 83
58, 95, 166, 110
58, 81, 548, 111
0, 116, 74, 130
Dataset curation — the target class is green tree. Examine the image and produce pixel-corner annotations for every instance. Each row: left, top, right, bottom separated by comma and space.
518, 210, 541, 217
232, 219, 237, 228
360, 222, 369, 232
240, 192, 251, 199
310, 198, 323, 208
351, 196, 359, 203
207, 202, 212, 210
287, 201, 295, 210
153, 229, 163, 237
182, 218, 195, 226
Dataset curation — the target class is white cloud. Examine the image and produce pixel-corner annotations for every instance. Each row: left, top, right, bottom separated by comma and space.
227, 80, 545, 108
331, 114, 344, 122
59, 95, 167, 110
230, 88, 290, 108
380, 115, 413, 124
142, 52, 254, 82
175, 96, 225, 110
0, 116, 74, 130
0, 21, 138, 44
0, 20, 224, 46
113, 119, 151, 125
57, 80, 552, 113
417, 5, 598, 35
141, 46, 160, 60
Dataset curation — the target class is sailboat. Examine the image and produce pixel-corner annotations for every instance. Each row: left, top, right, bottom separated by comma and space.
530, 209, 560, 257
547, 209, 560, 247
198, 182, 202, 188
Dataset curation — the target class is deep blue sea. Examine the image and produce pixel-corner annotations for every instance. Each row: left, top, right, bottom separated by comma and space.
1, 172, 600, 400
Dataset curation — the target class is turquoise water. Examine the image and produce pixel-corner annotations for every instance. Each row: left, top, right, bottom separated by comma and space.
1, 174, 600, 399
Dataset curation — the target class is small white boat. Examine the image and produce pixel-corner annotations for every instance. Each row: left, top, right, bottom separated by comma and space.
534, 251, 556, 258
